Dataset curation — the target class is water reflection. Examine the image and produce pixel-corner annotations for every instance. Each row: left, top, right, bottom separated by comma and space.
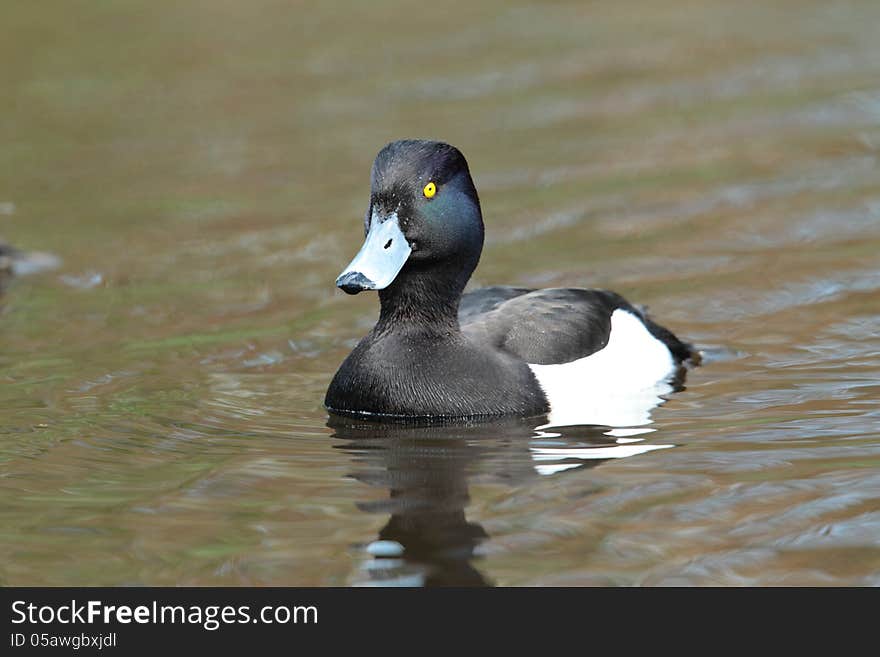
330, 413, 674, 586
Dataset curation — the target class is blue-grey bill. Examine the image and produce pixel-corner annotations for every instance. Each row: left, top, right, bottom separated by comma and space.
335, 211, 412, 294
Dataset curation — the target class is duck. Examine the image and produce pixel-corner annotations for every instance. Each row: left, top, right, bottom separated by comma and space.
0, 240, 18, 295
324, 140, 700, 423
0, 239, 61, 296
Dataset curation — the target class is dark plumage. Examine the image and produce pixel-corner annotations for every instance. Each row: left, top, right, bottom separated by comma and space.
324, 140, 699, 421
461, 286, 699, 365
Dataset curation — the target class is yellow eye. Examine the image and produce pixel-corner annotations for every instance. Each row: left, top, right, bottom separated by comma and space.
423, 181, 436, 199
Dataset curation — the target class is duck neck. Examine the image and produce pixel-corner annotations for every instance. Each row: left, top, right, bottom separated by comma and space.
376, 263, 469, 336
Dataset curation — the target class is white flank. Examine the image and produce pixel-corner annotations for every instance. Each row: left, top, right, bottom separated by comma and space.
528, 309, 676, 429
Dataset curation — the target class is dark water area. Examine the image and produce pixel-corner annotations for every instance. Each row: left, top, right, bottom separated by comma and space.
1, 1, 879, 585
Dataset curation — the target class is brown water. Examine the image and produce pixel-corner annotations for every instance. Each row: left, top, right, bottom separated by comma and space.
2, 0, 879, 586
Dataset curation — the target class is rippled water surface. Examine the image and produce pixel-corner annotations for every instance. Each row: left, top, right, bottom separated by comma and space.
2, 1, 879, 586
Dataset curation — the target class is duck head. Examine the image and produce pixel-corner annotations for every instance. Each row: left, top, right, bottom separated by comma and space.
336, 140, 484, 299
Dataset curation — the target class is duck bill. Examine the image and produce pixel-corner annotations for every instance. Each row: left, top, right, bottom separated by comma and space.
335, 211, 412, 295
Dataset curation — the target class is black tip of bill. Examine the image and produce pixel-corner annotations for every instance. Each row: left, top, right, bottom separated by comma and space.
336, 271, 373, 295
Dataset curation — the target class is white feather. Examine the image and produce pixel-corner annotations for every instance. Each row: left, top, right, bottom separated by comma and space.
528, 309, 676, 429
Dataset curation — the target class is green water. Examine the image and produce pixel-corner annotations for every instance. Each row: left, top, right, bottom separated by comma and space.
2, 0, 879, 585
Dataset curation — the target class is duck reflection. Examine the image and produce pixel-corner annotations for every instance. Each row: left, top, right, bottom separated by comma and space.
329, 415, 668, 586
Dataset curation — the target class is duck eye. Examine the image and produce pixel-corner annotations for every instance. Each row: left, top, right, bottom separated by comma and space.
423, 182, 436, 199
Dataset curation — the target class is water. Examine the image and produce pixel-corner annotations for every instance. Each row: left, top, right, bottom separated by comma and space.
2, 0, 879, 586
